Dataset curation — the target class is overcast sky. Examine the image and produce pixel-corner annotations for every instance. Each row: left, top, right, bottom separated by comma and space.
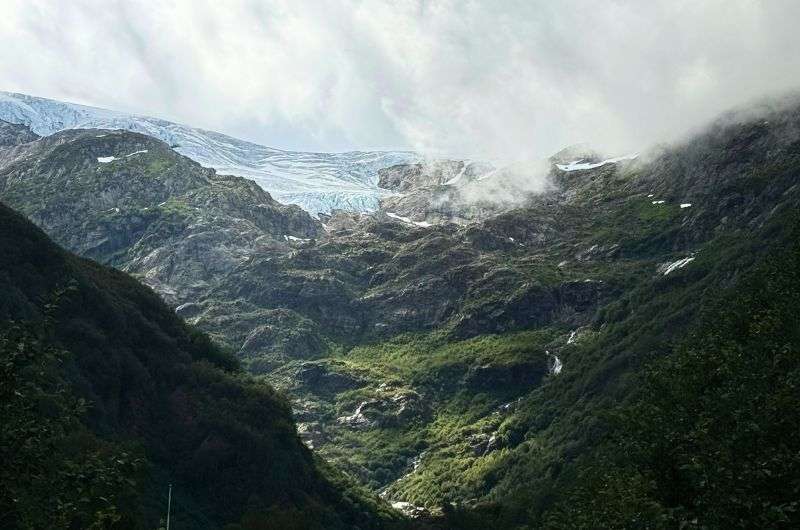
1, 0, 799, 159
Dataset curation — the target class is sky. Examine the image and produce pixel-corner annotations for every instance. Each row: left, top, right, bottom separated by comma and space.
1, 0, 799, 160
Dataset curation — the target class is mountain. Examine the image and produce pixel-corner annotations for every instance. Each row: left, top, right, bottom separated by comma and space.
0, 91, 417, 216
0, 197, 429, 529
0, 126, 322, 306
2, 93, 800, 528
0, 119, 38, 146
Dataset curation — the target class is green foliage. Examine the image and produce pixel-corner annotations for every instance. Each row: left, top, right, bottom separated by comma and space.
544, 227, 800, 528
156, 197, 194, 217
305, 329, 558, 502
0, 319, 143, 529
344, 329, 555, 389
592, 195, 683, 257
0, 203, 397, 529
186, 325, 240, 371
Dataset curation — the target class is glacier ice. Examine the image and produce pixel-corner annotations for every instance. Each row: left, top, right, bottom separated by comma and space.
0, 91, 417, 216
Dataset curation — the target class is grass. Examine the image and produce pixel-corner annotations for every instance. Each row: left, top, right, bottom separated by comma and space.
294, 328, 566, 497
342, 328, 559, 384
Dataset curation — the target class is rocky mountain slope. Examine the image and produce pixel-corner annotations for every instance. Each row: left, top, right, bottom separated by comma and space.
2, 95, 799, 527
0, 119, 38, 146
0, 201, 409, 529
0, 126, 319, 305
0, 91, 417, 215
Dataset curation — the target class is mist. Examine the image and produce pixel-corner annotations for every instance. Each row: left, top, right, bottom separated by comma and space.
1, 1, 799, 163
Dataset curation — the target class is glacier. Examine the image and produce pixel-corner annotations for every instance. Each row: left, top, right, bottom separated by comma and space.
0, 91, 417, 216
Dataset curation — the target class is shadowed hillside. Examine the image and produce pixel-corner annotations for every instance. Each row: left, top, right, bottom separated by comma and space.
0, 201, 404, 529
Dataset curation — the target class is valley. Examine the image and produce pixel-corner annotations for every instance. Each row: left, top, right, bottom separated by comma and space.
2, 94, 799, 528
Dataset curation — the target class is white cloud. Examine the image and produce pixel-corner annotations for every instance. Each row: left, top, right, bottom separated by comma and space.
1, 0, 798, 160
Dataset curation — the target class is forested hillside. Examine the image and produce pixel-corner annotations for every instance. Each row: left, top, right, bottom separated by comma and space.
0, 202, 403, 529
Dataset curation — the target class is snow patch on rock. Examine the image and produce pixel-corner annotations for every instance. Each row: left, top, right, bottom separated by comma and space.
660, 256, 696, 276
284, 234, 311, 243
387, 212, 433, 228
556, 153, 638, 172
444, 164, 468, 185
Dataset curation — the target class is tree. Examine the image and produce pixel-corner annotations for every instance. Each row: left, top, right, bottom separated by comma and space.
545, 238, 800, 528
0, 313, 142, 529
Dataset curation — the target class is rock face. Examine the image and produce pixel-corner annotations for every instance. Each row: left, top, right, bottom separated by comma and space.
0, 119, 39, 146
239, 310, 329, 362
295, 361, 364, 395
0, 128, 319, 304
296, 421, 327, 450
389, 501, 429, 518
467, 432, 503, 456
377, 160, 489, 192
337, 391, 425, 429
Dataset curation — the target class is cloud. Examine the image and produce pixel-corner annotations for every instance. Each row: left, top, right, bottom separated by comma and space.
1, 0, 798, 160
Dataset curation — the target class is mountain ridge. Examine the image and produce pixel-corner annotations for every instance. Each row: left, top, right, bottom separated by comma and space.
0, 91, 418, 215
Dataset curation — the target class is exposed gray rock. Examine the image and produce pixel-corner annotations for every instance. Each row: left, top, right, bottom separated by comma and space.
296, 422, 327, 450
467, 432, 503, 456
468, 433, 491, 456
337, 399, 385, 429
0, 119, 39, 146
377, 160, 483, 192
337, 391, 425, 430
389, 501, 430, 519
238, 309, 329, 362
0, 128, 320, 307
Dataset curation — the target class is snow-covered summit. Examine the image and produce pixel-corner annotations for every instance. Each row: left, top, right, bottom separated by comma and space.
0, 91, 417, 216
